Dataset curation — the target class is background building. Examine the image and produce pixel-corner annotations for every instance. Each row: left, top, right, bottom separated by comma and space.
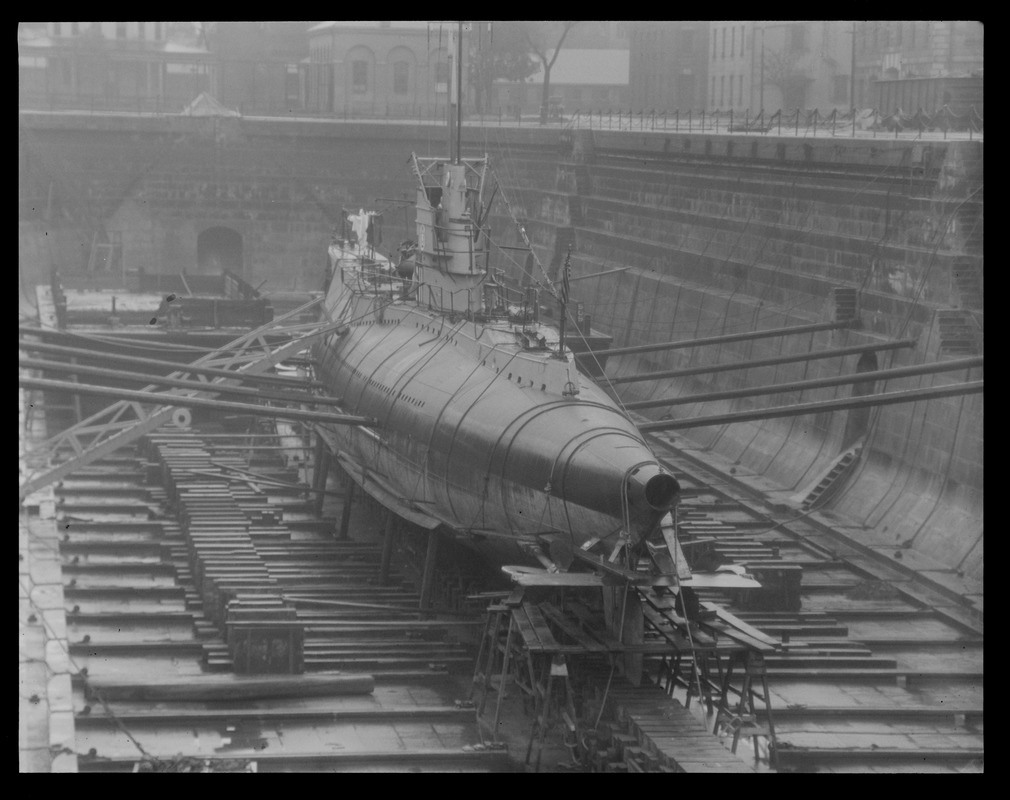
209, 22, 311, 114
629, 22, 709, 111
854, 21, 983, 113
306, 21, 454, 119
492, 49, 629, 117
708, 21, 752, 110
18, 22, 214, 112
747, 22, 853, 113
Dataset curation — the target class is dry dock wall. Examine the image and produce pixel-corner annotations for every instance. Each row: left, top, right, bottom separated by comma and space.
18, 113, 982, 582
518, 129, 982, 583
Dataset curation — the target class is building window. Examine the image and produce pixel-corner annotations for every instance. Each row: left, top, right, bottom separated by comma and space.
352, 60, 368, 94
790, 23, 806, 52
435, 61, 449, 89
731, 26, 735, 58
53, 22, 62, 36
721, 27, 726, 59
833, 75, 849, 103
719, 75, 725, 106
154, 22, 163, 40
393, 61, 408, 95
740, 25, 745, 56
711, 76, 716, 105
712, 28, 717, 59
71, 22, 79, 35
738, 75, 743, 106
137, 22, 145, 40
116, 22, 127, 39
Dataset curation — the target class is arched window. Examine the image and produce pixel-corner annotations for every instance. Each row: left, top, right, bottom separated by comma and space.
352, 60, 368, 94
393, 61, 409, 94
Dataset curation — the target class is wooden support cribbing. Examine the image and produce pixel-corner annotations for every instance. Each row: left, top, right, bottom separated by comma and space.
379, 511, 398, 585
419, 530, 442, 611
83, 673, 374, 702
337, 475, 355, 540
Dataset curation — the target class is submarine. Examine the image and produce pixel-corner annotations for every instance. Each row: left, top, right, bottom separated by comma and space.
309, 26, 685, 582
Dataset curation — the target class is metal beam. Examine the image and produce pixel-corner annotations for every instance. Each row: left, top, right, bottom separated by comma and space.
19, 356, 342, 407
636, 380, 983, 432
625, 356, 983, 410
18, 324, 315, 354
607, 339, 916, 385
568, 266, 630, 283
18, 376, 376, 427
18, 324, 223, 353
20, 297, 330, 501
589, 320, 853, 359
19, 338, 326, 388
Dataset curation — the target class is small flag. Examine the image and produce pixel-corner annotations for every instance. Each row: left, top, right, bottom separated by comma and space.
560, 248, 571, 307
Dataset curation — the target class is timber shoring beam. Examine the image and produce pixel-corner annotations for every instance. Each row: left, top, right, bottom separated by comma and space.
589, 320, 854, 359
625, 356, 984, 410
18, 356, 342, 407
18, 376, 377, 428
607, 339, 917, 385
18, 338, 325, 389
636, 380, 983, 432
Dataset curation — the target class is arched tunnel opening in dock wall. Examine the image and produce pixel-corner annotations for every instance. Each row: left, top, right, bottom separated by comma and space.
197, 226, 243, 274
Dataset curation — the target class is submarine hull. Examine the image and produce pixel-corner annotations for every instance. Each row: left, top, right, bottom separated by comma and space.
314, 275, 677, 566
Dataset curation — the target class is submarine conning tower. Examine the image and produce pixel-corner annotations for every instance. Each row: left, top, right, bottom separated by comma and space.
411, 154, 490, 316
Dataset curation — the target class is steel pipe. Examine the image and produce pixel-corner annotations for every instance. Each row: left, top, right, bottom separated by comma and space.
637, 380, 983, 432
19, 356, 343, 407
18, 338, 325, 388
625, 356, 983, 410
18, 376, 377, 427
590, 320, 854, 359
607, 340, 917, 385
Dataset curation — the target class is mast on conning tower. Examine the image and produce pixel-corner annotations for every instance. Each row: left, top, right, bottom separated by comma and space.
405, 21, 491, 316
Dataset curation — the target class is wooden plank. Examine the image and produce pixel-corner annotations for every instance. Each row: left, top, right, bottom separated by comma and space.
511, 606, 545, 653
82, 673, 375, 702
539, 603, 608, 652
522, 603, 567, 653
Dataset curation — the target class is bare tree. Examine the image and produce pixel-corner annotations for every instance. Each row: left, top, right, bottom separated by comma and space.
469, 22, 538, 114
523, 21, 578, 125
762, 48, 812, 111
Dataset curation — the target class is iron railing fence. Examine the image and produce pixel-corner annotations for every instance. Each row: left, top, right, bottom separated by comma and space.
19, 84, 984, 141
